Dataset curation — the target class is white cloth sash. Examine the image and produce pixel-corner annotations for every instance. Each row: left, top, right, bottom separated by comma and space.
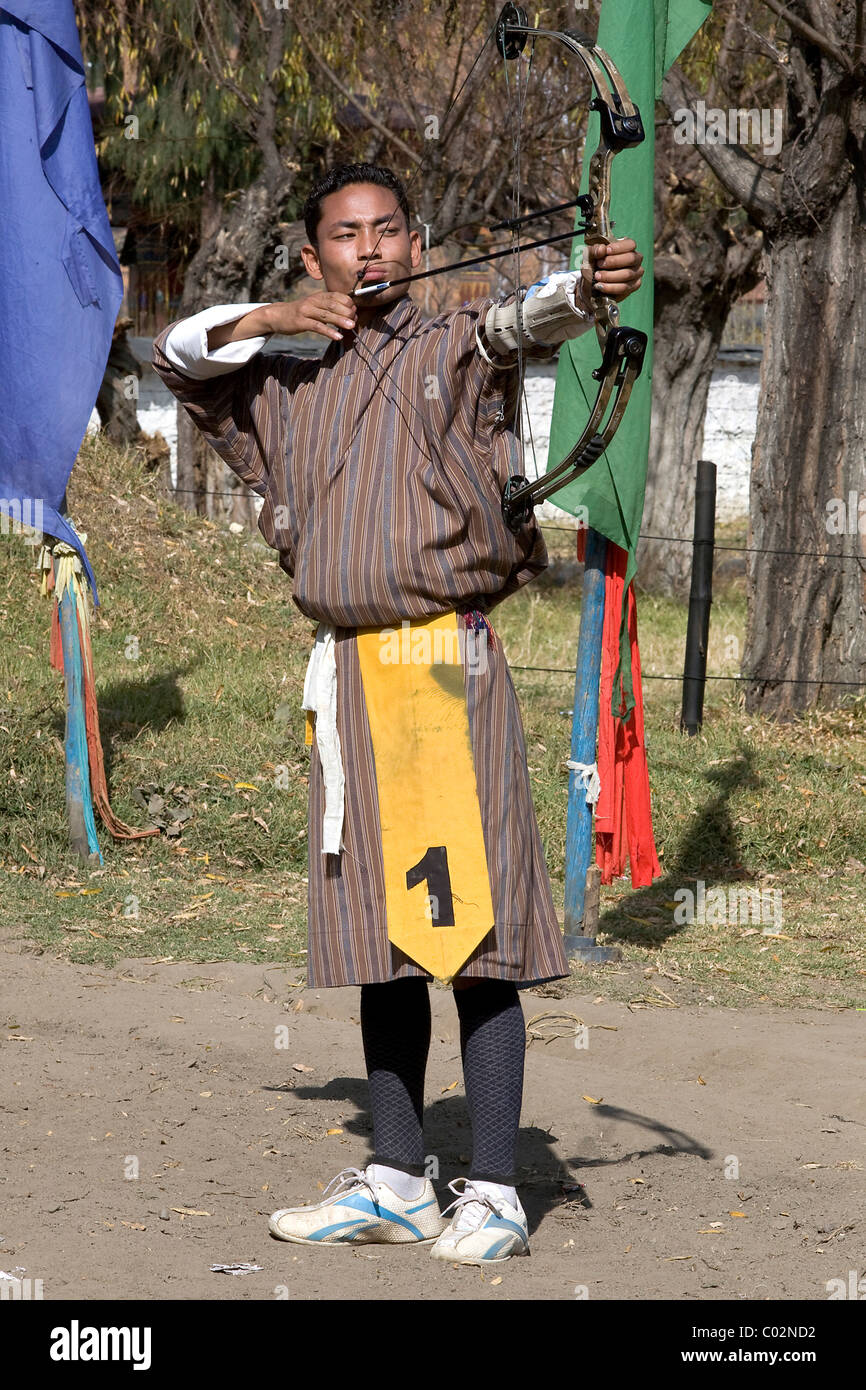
302, 623, 345, 854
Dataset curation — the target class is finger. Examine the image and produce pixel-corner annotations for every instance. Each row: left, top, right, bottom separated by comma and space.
593, 271, 644, 297
327, 293, 358, 315
594, 266, 644, 284
593, 261, 644, 281
308, 320, 345, 340
301, 310, 352, 339
321, 293, 357, 316
598, 277, 645, 301
593, 250, 643, 271
298, 319, 343, 340
312, 304, 357, 329
587, 237, 637, 260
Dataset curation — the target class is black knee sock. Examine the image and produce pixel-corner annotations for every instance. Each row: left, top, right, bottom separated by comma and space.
454, 980, 525, 1185
360, 978, 431, 1177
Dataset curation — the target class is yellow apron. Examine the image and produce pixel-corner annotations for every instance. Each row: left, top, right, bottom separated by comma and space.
355, 611, 495, 983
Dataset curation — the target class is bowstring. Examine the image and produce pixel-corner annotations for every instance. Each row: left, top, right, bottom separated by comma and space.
334, 17, 502, 470
503, 32, 539, 490
324, 14, 541, 502
351, 21, 497, 290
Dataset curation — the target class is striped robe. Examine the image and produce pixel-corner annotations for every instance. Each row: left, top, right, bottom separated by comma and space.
152, 292, 569, 988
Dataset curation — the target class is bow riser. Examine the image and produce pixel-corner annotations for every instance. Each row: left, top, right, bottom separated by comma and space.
502, 327, 647, 531
494, 3, 647, 532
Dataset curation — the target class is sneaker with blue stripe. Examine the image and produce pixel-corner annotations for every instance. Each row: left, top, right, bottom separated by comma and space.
268, 1166, 446, 1246
430, 1177, 530, 1263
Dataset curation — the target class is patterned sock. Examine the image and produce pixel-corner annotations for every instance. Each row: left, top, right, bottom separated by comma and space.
360, 978, 431, 1178
454, 980, 525, 1185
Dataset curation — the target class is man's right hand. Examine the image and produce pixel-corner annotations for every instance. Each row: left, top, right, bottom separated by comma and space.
268, 293, 358, 341
206, 294, 358, 352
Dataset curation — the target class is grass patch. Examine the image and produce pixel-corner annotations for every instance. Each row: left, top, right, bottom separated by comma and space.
1, 437, 864, 1007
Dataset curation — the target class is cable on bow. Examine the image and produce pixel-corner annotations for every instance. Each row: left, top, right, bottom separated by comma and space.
492, 4, 648, 532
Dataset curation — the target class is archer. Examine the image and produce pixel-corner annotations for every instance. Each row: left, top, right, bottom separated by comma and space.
152, 162, 643, 1263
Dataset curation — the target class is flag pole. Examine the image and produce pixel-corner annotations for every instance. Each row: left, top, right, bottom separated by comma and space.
563, 527, 620, 961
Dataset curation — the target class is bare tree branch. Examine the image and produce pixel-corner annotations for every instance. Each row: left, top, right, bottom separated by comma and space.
758, 0, 854, 72
661, 67, 782, 228
191, 0, 258, 118
293, 20, 422, 166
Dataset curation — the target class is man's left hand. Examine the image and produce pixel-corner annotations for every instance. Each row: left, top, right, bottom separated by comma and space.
576, 238, 644, 314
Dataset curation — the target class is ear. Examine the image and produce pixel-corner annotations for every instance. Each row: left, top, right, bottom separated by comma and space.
300, 242, 324, 281
409, 228, 423, 269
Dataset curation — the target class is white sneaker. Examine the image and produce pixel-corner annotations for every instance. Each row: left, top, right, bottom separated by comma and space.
430, 1177, 530, 1263
268, 1166, 446, 1246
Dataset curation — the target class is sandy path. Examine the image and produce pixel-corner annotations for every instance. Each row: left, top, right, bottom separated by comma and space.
1, 930, 862, 1302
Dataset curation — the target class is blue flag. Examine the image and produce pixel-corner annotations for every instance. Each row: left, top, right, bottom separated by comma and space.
0, 1, 123, 602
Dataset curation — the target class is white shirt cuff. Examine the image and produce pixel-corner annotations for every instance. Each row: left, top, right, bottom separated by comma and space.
162, 303, 274, 380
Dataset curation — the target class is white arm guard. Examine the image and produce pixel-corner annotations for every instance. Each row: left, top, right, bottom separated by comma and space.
478, 271, 594, 363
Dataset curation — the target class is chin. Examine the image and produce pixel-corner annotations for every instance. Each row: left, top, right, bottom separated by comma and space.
376, 285, 409, 305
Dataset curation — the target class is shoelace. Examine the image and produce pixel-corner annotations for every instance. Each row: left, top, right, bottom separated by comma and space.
319, 1166, 379, 1205
440, 1177, 507, 1233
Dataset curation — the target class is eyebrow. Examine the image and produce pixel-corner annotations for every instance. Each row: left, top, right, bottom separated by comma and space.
327, 215, 400, 230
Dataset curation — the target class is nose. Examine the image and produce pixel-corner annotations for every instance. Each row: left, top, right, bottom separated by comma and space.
356, 229, 382, 261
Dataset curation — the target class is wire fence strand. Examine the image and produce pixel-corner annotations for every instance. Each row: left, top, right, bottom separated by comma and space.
150, 485, 865, 689
508, 666, 865, 689
157, 487, 864, 564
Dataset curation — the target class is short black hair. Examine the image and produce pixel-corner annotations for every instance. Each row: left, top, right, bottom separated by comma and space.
302, 162, 412, 247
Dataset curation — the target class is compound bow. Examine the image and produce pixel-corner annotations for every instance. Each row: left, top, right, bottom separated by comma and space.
348, 4, 648, 533
492, 3, 647, 531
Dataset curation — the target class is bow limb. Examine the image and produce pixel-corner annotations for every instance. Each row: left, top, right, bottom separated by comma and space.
494, 4, 648, 532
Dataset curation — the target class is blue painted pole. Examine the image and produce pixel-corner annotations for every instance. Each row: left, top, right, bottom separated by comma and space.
58, 585, 103, 865
563, 527, 619, 960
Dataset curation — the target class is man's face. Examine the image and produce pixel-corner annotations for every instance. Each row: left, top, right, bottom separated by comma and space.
301, 182, 422, 308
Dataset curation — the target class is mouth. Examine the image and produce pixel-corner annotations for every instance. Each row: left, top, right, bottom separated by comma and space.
353, 269, 392, 299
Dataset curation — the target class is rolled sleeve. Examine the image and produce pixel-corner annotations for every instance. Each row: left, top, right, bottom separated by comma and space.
162, 303, 274, 380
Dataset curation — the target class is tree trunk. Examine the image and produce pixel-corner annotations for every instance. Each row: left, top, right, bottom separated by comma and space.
174, 172, 294, 529
637, 94, 763, 596
743, 192, 866, 713
638, 222, 761, 596
95, 319, 144, 445
639, 261, 725, 596
663, 2, 865, 711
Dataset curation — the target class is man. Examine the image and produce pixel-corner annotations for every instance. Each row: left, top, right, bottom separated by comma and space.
152, 162, 643, 1264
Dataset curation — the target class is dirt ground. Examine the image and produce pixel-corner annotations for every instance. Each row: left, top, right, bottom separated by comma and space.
1, 925, 862, 1303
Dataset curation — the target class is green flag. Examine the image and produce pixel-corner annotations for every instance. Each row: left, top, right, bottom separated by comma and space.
546, 0, 712, 715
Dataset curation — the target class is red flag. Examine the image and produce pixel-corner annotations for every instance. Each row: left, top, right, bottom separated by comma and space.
578, 531, 660, 886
